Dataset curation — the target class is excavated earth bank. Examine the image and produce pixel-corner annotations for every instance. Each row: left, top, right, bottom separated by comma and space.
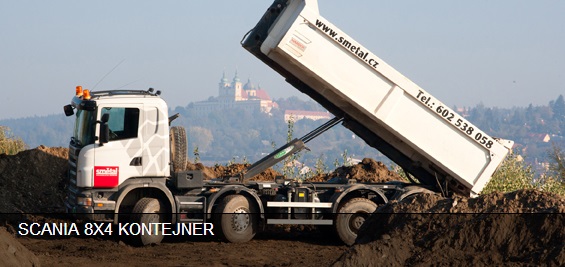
334, 190, 565, 266
0, 145, 68, 215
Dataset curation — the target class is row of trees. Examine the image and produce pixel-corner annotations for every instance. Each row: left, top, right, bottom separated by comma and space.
465, 95, 565, 135
462, 95, 565, 162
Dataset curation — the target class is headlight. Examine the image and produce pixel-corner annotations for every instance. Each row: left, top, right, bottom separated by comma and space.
76, 196, 92, 206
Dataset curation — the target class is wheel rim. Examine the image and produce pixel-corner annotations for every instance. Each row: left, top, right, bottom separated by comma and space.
231, 207, 250, 232
349, 212, 367, 234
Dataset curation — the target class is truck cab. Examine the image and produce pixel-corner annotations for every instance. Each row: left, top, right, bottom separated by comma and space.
64, 87, 173, 221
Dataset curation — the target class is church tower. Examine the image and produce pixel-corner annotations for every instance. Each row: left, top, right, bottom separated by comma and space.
218, 71, 231, 103
232, 70, 245, 101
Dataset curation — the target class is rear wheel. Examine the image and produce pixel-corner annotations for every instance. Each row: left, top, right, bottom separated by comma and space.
214, 195, 258, 243
170, 126, 187, 172
131, 197, 165, 246
335, 198, 377, 245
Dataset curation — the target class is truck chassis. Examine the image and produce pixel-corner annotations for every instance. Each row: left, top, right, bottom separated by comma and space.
66, 108, 426, 246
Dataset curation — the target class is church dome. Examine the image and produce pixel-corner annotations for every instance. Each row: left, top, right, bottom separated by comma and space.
220, 72, 229, 84
243, 78, 256, 90
232, 71, 241, 83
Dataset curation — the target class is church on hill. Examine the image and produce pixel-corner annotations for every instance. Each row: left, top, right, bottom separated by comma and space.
191, 71, 278, 114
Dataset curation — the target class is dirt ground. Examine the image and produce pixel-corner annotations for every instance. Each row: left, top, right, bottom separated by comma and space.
1, 227, 40, 267
16, 229, 347, 267
1, 146, 565, 266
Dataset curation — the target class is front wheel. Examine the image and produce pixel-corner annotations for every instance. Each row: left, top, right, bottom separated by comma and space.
131, 197, 166, 246
214, 195, 258, 243
335, 198, 377, 245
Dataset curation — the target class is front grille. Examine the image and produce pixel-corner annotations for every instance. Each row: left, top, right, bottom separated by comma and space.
67, 144, 80, 207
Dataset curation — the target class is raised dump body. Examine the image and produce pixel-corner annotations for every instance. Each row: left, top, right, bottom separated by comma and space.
242, 0, 513, 197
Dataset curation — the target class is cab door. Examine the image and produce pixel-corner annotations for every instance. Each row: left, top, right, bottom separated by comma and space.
141, 105, 170, 177
93, 105, 143, 188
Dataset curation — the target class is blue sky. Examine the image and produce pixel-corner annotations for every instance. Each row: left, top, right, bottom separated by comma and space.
1, 0, 564, 120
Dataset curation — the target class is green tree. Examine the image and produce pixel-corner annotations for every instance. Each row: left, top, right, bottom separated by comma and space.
484, 150, 565, 196
483, 152, 535, 194
552, 95, 565, 120
552, 95, 565, 135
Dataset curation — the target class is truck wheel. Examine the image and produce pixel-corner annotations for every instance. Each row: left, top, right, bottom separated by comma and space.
335, 198, 377, 246
131, 197, 165, 246
214, 195, 258, 243
170, 126, 187, 172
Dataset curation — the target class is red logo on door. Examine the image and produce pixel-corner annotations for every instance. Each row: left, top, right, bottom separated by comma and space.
94, 166, 119, 188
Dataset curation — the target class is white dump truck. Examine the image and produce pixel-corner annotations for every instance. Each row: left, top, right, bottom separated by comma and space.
63, 0, 513, 246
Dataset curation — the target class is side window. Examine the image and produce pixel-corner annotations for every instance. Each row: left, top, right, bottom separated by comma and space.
101, 107, 140, 141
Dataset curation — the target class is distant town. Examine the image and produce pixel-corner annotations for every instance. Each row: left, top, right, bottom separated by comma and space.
190, 71, 331, 122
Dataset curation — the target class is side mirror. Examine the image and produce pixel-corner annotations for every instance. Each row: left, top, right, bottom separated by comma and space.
99, 113, 110, 144
64, 105, 74, 116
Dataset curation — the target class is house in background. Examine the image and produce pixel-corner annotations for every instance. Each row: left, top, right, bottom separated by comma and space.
284, 110, 332, 122
528, 133, 551, 143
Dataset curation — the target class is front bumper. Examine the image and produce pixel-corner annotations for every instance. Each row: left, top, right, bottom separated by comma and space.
65, 197, 115, 222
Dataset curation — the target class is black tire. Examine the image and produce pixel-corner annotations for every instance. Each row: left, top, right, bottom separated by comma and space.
335, 198, 377, 246
170, 126, 187, 172
131, 198, 166, 246
214, 195, 258, 243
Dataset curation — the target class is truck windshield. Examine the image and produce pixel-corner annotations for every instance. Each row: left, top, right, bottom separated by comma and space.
73, 109, 95, 147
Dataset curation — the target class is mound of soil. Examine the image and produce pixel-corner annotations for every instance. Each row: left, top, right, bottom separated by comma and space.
0, 227, 41, 267
335, 190, 565, 266
186, 157, 402, 184
0, 146, 68, 214
186, 162, 281, 181
308, 158, 404, 183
